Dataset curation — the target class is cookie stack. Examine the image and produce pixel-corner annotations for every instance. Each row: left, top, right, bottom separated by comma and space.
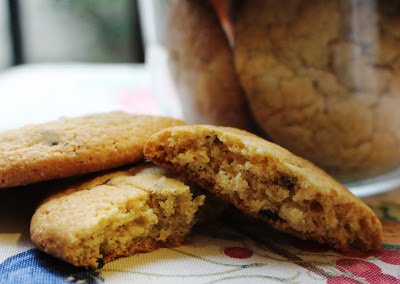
0, 112, 382, 268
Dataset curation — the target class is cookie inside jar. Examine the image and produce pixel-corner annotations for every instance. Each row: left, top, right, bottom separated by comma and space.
165, 0, 400, 182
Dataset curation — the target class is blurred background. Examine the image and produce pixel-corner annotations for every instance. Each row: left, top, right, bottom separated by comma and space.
0, 0, 144, 68
0, 0, 173, 131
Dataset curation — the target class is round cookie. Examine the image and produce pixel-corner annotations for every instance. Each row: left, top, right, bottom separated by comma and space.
234, 0, 400, 180
30, 163, 205, 268
166, 0, 254, 129
0, 112, 185, 189
144, 125, 383, 251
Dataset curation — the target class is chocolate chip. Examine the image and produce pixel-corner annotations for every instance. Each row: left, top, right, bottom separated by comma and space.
38, 130, 61, 147
278, 176, 297, 190
97, 259, 105, 269
259, 210, 285, 222
310, 200, 323, 212
213, 136, 222, 144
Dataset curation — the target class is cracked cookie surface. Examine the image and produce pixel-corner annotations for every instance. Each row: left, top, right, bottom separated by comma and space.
144, 125, 383, 251
234, 0, 400, 179
0, 112, 185, 189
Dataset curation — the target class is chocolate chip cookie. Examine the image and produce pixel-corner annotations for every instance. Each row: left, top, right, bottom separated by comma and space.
144, 125, 383, 251
166, 0, 253, 129
234, 0, 400, 179
30, 163, 205, 268
0, 112, 184, 189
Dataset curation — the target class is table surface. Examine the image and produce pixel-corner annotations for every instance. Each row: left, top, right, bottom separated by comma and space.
0, 64, 399, 284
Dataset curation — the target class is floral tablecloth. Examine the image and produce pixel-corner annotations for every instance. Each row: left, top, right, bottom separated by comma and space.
0, 64, 399, 284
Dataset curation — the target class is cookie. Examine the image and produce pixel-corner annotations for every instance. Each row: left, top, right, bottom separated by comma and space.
0, 111, 184, 189
30, 163, 205, 268
144, 125, 383, 251
166, 0, 254, 129
234, 0, 400, 179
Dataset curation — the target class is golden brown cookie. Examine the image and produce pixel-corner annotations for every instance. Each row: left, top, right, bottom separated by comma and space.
0, 112, 184, 189
166, 0, 254, 129
30, 163, 205, 268
234, 0, 400, 179
144, 125, 383, 251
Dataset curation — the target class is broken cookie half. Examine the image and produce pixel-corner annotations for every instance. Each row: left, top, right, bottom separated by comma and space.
30, 163, 205, 268
144, 125, 383, 251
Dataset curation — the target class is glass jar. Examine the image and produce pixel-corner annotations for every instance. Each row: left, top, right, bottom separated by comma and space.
139, 0, 400, 196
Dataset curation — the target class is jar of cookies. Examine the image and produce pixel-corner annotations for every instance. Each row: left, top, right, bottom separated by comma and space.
139, 0, 400, 195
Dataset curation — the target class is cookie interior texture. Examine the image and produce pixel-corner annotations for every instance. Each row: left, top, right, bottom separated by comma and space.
144, 125, 383, 251
30, 164, 205, 268
0, 111, 184, 189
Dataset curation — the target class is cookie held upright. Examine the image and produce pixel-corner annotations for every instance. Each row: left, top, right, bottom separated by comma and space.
144, 125, 383, 251
166, 0, 252, 129
0, 112, 184, 189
